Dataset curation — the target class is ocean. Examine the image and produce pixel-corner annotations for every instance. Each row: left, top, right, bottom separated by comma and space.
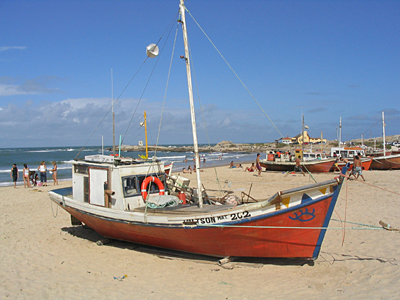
0, 146, 257, 187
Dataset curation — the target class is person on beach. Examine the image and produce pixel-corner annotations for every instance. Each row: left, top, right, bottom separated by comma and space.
256, 153, 262, 176
23, 164, 31, 188
229, 161, 236, 168
187, 165, 193, 173
10, 164, 19, 188
38, 161, 47, 186
50, 161, 58, 185
338, 157, 353, 178
294, 157, 302, 172
34, 173, 39, 186
193, 165, 203, 172
332, 156, 341, 172
182, 168, 191, 174
353, 154, 365, 181
245, 163, 256, 172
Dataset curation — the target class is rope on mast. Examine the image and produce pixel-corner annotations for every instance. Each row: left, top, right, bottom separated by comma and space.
154, 24, 180, 158
185, 7, 284, 138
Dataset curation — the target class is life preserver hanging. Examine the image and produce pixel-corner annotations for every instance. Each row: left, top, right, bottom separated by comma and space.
141, 176, 165, 201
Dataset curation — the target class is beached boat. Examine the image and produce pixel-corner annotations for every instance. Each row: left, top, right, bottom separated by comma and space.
369, 112, 400, 170
260, 152, 336, 173
370, 154, 400, 170
260, 158, 336, 173
48, 0, 347, 259
330, 147, 366, 158
333, 157, 372, 172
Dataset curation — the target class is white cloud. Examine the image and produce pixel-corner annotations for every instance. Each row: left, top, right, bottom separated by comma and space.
0, 76, 62, 96
0, 83, 30, 96
0, 96, 274, 147
0, 46, 27, 52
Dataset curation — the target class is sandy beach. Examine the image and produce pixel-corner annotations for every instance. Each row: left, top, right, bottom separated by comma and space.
1, 165, 399, 299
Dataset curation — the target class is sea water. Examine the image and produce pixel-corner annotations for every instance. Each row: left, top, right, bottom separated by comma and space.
0, 146, 257, 187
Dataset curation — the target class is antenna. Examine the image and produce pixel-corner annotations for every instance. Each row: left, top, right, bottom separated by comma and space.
146, 44, 159, 58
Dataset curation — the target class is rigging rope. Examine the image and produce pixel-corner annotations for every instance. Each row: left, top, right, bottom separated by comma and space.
199, 224, 386, 230
184, 19, 224, 197
342, 175, 349, 246
185, 7, 284, 138
74, 57, 150, 159
189, 42, 212, 152
122, 18, 178, 146
155, 24, 180, 158
348, 119, 381, 142
75, 12, 179, 159
350, 177, 400, 196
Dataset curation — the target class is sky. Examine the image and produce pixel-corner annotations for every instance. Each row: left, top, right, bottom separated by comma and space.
1, 0, 399, 148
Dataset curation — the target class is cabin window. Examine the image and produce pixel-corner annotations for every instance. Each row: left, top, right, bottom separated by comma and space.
74, 165, 89, 175
84, 176, 89, 203
123, 176, 140, 197
122, 174, 166, 198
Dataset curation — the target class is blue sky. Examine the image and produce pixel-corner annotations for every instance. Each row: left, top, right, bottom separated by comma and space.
1, 0, 399, 148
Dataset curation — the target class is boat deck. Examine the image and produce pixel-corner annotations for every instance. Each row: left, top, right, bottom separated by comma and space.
134, 203, 236, 215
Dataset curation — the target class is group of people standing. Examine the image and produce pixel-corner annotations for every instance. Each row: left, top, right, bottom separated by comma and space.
10, 161, 59, 188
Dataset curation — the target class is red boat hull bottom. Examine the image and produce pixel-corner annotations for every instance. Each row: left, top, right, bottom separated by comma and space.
65, 196, 334, 258
370, 155, 400, 170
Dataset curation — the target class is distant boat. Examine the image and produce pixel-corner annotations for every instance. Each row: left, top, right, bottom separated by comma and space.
333, 157, 372, 172
260, 158, 336, 173
330, 147, 366, 158
369, 111, 400, 170
48, 0, 347, 260
370, 154, 400, 170
260, 151, 336, 173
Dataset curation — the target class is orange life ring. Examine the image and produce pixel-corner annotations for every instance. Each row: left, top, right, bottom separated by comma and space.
141, 176, 165, 201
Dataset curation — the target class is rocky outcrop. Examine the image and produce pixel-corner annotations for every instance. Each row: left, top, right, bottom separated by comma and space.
113, 141, 276, 153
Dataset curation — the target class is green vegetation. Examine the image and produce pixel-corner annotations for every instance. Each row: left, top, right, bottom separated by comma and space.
275, 143, 287, 148
363, 141, 375, 147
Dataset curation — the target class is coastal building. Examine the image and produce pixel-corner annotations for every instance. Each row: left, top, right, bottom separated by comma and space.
276, 131, 327, 145
277, 136, 293, 145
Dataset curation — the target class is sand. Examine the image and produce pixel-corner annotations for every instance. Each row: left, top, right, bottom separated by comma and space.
1, 166, 399, 299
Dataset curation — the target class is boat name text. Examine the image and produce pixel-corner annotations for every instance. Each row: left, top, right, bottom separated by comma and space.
184, 211, 251, 225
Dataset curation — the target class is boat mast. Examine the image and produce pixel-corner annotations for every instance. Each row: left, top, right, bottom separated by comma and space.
382, 111, 386, 154
320, 131, 323, 153
179, 0, 203, 207
144, 111, 148, 159
111, 68, 115, 156
301, 114, 305, 161
339, 117, 342, 149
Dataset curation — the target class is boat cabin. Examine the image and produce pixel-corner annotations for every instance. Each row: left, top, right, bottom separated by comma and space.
72, 155, 170, 211
330, 147, 365, 158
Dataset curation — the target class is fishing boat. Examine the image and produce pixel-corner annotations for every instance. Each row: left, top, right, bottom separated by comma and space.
260, 116, 336, 173
333, 157, 372, 172
328, 147, 372, 171
369, 112, 400, 170
260, 158, 336, 173
370, 154, 400, 170
48, 0, 347, 259
259, 151, 336, 173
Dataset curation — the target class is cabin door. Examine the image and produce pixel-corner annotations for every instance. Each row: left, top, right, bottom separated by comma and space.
89, 167, 108, 206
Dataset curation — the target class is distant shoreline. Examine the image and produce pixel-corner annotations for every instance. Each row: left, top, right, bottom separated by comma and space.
113, 134, 400, 154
